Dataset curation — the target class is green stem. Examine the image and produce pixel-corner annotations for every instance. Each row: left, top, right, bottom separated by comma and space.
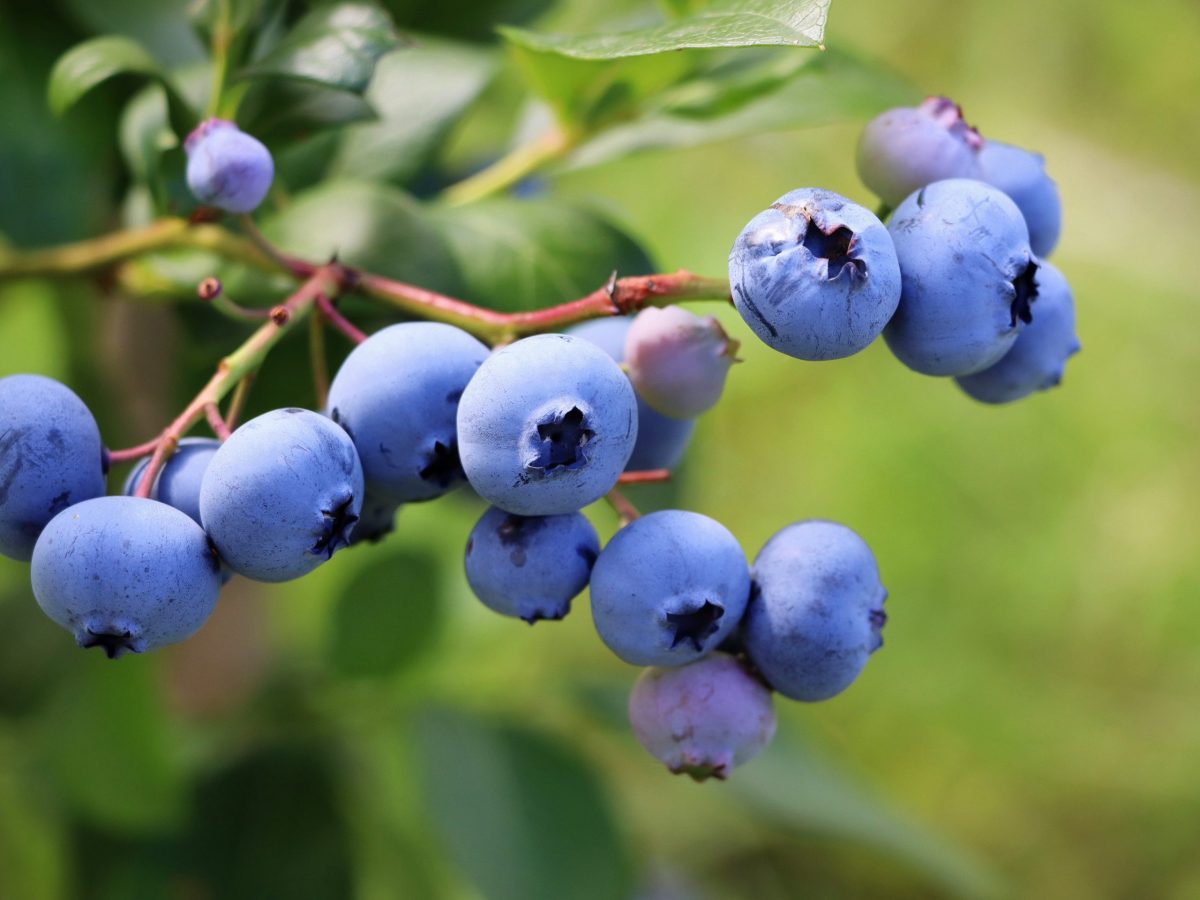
440, 129, 572, 207
0, 218, 278, 281
205, 0, 233, 120
132, 267, 341, 496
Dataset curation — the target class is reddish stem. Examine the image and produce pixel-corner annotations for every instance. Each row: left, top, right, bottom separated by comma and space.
316, 294, 367, 344
616, 469, 671, 484
105, 438, 161, 464
605, 487, 642, 527
204, 403, 232, 440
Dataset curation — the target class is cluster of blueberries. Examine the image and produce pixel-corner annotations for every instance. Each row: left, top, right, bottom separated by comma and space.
0, 95, 1075, 780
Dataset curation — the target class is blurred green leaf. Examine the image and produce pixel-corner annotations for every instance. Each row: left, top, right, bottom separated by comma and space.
60, 0, 206, 64
429, 198, 654, 311
47, 36, 163, 117
731, 732, 999, 899
184, 746, 353, 899
118, 83, 177, 191
262, 180, 462, 291
39, 656, 186, 833
239, 79, 378, 144
0, 734, 67, 900
501, 0, 829, 59
414, 709, 633, 900
239, 2, 403, 94
567, 47, 915, 169
328, 41, 496, 185
328, 548, 444, 678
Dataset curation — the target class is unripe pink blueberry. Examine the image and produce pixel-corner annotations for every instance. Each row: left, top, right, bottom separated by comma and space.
857, 96, 984, 207
624, 306, 739, 419
628, 652, 776, 781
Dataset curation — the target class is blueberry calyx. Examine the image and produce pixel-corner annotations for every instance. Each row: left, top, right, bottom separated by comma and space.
801, 223, 864, 281
665, 600, 725, 652
529, 407, 594, 474
77, 625, 143, 659
311, 494, 359, 559
418, 440, 464, 488
1010, 260, 1040, 327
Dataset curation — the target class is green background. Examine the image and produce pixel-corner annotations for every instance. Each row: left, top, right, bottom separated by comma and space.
1, 0, 1198, 897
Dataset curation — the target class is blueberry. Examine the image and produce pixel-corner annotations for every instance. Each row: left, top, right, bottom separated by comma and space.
741, 520, 887, 702
956, 261, 1080, 403
464, 506, 600, 623
978, 140, 1062, 257
857, 96, 984, 207
884, 178, 1038, 376
199, 409, 364, 582
184, 119, 274, 214
0, 374, 105, 561
628, 652, 776, 781
456, 334, 638, 515
729, 188, 901, 361
31, 496, 221, 658
590, 510, 750, 667
624, 306, 738, 418
326, 323, 489, 502
349, 490, 401, 545
567, 318, 696, 471
123, 437, 220, 525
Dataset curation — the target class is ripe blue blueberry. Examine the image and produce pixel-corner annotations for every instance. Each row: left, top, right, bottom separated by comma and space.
741, 520, 887, 702
628, 652, 776, 781
184, 119, 274, 214
0, 374, 105, 561
31, 496, 221, 658
326, 322, 489, 502
464, 505, 600, 623
857, 96, 984, 207
123, 437, 220, 525
956, 261, 1080, 403
624, 306, 739, 418
456, 334, 638, 515
729, 188, 901, 361
199, 408, 364, 582
884, 178, 1038, 376
567, 318, 696, 471
978, 140, 1062, 257
590, 510, 750, 667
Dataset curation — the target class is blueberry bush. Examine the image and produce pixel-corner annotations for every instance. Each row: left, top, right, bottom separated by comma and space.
2, 0, 1192, 896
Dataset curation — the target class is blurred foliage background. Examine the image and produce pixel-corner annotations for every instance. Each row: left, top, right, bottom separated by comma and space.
1, 0, 1198, 898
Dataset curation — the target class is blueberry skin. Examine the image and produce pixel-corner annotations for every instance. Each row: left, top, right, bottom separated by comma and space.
741, 520, 887, 702
857, 96, 984, 207
457, 334, 638, 515
884, 179, 1038, 376
184, 119, 274, 214
956, 261, 1080, 403
123, 437, 220, 525
567, 318, 695, 471
349, 490, 401, 546
0, 374, 105, 561
978, 140, 1062, 257
326, 323, 489, 502
464, 506, 600, 623
590, 510, 750, 667
729, 188, 901, 361
31, 496, 221, 658
199, 409, 364, 582
628, 652, 776, 781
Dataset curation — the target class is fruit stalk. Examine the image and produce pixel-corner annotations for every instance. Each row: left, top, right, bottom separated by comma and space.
130, 266, 341, 497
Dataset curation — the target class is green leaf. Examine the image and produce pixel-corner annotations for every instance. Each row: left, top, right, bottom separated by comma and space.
239, 2, 403, 94
39, 656, 187, 832
118, 84, 178, 186
731, 732, 1000, 899
262, 180, 462, 292
239, 79, 378, 144
328, 41, 495, 185
413, 709, 633, 900
567, 47, 916, 169
501, 0, 829, 60
47, 35, 163, 116
429, 198, 654, 312
327, 548, 444, 678
61, 0, 206, 64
